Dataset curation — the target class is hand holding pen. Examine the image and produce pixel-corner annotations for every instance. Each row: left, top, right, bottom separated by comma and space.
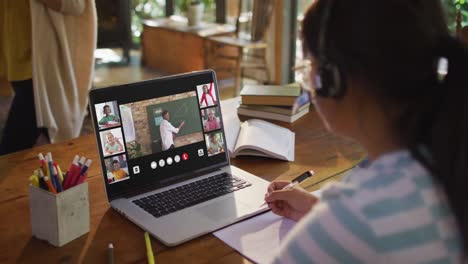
263, 170, 319, 221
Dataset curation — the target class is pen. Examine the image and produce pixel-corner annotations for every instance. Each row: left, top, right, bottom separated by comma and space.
38, 153, 47, 174
63, 155, 80, 190
44, 176, 57, 194
78, 156, 86, 167
46, 153, 57, 189
68, 155, 79, 174
144, 232, 155, 264
71, 159, 92, 188
52, 166, 63, 192
79, 159, 92, 176
261, 170, 315, 207
66, 157, 86, 189
54, 163, 64, 182
37, 169, 48, 190
289, 170, 315, 185
108, 243, 114, 264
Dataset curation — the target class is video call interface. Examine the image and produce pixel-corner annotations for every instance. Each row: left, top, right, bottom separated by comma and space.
94, 82, 226, 185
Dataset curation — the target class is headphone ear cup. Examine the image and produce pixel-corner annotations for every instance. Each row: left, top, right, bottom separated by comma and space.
317, 63, 345, 97
330, 64, 345, 97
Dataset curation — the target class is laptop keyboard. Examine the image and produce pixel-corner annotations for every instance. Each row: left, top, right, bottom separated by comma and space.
132, 173, 252, 218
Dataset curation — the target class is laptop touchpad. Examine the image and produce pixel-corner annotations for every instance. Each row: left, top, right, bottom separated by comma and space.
196, 197, 250, 222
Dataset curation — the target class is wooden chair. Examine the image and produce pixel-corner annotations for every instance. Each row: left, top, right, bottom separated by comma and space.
207, 0, 275, 95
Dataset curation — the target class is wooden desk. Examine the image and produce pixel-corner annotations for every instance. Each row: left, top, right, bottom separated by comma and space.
142, 17, 235, 74
0, 108, 366, 263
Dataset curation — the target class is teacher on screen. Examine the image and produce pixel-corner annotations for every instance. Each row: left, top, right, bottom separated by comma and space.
159, 110, 185, 151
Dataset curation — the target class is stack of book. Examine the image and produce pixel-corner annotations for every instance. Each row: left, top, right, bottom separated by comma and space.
237, 83, 310, 123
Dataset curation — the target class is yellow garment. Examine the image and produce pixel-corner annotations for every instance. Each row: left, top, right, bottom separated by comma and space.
112, 169, 128, 181
0, 0, 32, 82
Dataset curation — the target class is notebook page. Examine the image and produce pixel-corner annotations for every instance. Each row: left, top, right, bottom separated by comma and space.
220, 98, 242, 154
213, 190, 322, 263
234, 119, 295, 161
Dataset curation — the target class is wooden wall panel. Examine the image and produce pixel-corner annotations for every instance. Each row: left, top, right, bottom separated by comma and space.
142, 26, 205, 74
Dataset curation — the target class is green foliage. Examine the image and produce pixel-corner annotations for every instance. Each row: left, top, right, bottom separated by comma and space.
129, 0, 215, 43
442, 0, 468, 32
130, 0, 166, 43
175, 0, 215, 13
133, 0, 165, 19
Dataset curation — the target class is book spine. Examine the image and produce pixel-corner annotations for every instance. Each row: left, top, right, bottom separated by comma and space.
239, 103, 310, 115
237, 107, 309, 123
238, 108, 290, 123
241, 96, 297, 106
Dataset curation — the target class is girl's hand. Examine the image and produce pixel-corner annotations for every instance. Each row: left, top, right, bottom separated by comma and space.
265, 181, 319, 221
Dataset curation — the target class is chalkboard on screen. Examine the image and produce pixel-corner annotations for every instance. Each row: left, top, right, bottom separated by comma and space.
147, 97, 203, 144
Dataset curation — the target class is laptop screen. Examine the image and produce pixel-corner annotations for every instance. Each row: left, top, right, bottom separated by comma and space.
89, 70, 229, 200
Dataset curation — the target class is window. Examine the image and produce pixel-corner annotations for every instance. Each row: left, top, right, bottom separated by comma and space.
295, 0, 315, 81
132, 0, 166, 42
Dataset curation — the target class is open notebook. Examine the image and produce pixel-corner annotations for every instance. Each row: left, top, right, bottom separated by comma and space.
214, 189, 322, 263
221, 98, 295, 162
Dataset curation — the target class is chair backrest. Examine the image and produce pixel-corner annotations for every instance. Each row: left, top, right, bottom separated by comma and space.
251, 0, 274, 41
235, 0, 274, 42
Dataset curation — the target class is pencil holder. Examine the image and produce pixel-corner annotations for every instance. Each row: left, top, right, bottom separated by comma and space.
28, 182, 90, 247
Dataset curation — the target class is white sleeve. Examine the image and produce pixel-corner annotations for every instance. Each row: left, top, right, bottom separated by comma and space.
167, 122, 179, 134
271, 199, 378, 263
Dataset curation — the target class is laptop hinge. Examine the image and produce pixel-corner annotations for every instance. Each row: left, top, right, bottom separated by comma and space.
114, 164, 228, 200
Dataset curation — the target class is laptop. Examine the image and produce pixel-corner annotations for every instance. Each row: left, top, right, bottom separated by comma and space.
89, 70, 270, 246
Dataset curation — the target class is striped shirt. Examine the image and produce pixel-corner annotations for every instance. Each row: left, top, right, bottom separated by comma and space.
272, 150, 462, 263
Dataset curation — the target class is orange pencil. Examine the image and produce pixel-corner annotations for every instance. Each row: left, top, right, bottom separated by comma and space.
44, 176, 57, 194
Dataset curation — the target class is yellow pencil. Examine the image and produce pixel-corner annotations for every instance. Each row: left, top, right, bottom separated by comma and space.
56, 164, 64, 182
144, 232, 155, 264
45, 161, 49, 177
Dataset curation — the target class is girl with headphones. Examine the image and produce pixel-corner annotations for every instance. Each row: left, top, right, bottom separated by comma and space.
265, 0, 467, 262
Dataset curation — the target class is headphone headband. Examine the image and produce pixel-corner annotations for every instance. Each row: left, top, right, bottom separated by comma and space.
315, 0, 346, 98
318, 0, 333, 64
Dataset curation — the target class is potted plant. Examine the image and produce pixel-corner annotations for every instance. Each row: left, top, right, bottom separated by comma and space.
185, 0, 204, 26
442, 0, 468, 33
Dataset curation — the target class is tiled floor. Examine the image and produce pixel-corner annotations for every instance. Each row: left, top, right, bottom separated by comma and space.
0, 48, 237, 146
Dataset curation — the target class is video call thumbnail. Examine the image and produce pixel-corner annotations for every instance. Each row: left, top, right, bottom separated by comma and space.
100, 127, 126, 157
120, 91, 205, 160
201, 107, 221, 132
197, 83, 217, 108
205, 131, 225, 156
95, 101, 121, 130
105, 154, 130, 184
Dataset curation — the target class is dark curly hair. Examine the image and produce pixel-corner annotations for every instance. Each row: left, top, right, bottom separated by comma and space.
302, 0, 468, 255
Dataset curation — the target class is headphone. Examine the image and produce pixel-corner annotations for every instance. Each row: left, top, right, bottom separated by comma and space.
315, 0, 346, 98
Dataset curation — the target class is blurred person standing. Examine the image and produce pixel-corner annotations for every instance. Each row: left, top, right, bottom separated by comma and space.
0, 0, 97, 154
